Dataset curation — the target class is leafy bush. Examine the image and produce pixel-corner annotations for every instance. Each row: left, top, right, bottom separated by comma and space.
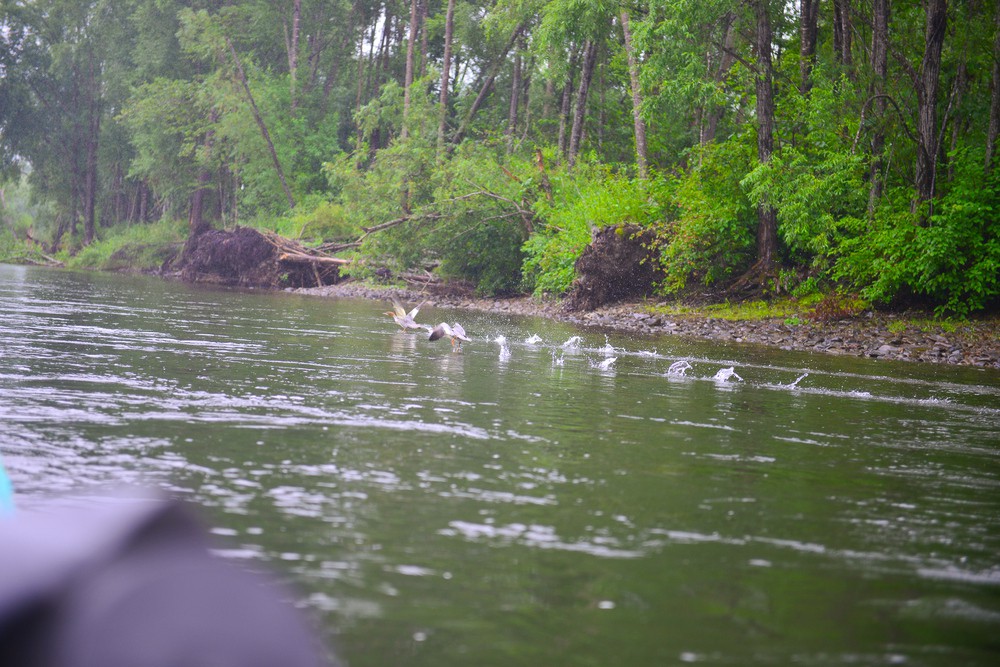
262, 198, 359, 245
656, 140, 755, 292
835, 149, 1000, 316
521, 163, 672, 297
324, 137, 532, 294
742, 145, 866, 264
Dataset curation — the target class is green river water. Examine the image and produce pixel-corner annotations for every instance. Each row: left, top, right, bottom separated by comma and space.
1, 264, 998, 666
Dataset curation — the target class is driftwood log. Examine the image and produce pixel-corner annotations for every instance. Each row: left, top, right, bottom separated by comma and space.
564, 224, 663, 312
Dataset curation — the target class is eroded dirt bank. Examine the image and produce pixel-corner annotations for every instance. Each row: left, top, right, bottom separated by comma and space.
295, 282, 1000, 369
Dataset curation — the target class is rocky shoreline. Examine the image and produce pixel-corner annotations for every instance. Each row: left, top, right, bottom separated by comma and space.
295, 282, 1000, 370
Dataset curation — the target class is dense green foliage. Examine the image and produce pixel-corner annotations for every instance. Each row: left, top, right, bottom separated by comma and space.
1, 0, 998, 314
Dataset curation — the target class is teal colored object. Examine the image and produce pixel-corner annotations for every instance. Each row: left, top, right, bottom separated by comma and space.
0, 455, 13, 514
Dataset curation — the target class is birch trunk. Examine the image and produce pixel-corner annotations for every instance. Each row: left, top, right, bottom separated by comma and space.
620, 10, 648, 178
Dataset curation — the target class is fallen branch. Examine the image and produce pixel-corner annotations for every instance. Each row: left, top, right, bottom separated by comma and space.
3, 254, 64, 267
278, 252, 352, 265
319, 212, 446, 254
462, 179, 534, 233
400, 269, 441, 286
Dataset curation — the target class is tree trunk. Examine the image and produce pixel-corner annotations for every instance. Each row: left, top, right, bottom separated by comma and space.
370, 11, 392, 100
188, 115, 217, 239
987, 0, 1000, 175
419, 0, 430, 78
543, 77, 555, 123
568, 40, 599, 170
188, 167, 213, 238
83, 109, 99, 245
753, 0, 778, 271
401, 0, 419, 140
505, 44, 522, 153
288, 0, 301, 112
69, 160, 80, 238
557, 51, 578, 158
451, 22, 526, 145
799, 0, 819, 94
226, 38, 296, 209
914, 0, 947, 208
621, 10, 648, 178
868, 0, 889, 213
702, 13, 736, 147
833, 0, 853, 69
323, 6, 357, 106
356, 18, 375, 115
437, 0, 456, 155
946, 47, 968, 183
83, 54, 100, 246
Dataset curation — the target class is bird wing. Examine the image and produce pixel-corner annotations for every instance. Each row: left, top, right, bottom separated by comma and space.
406, 299, 425, 319
390, 299, 407, 318
428, 323, 450, 341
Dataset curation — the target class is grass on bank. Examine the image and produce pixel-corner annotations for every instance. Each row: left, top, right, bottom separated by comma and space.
63, 219, 187, 271
646, 293, 995, 338
649, 293, 831, 322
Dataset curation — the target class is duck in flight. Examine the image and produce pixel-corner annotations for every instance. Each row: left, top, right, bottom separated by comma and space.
385, 298, 427, 332
429, 322, 471, 348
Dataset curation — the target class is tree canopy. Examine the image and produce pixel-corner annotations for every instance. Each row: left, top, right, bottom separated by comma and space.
2, 0, 998, 314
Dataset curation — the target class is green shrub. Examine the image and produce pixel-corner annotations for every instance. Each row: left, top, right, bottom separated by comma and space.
522, 163, 672, 297
835, 149, 1000, 316
742, 145, 866, 264
656, 140, 756, 292
260, 198, 360, 244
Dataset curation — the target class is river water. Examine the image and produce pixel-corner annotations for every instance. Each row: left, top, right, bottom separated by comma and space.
1, 263, 998, 666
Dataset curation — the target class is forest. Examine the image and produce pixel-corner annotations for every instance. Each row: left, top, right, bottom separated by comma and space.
1, 0, 998, 316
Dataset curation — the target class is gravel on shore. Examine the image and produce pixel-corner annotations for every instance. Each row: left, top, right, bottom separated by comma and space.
295, 282, 1000, 370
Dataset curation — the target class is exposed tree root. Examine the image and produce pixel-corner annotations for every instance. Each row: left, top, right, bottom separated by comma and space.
177, 226, 344, 288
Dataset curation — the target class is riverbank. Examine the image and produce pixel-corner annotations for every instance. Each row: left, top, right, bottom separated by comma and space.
296, 281, 1000, 369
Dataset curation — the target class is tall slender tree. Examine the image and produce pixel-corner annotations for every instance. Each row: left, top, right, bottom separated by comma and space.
868, 0, 890, 212
437, 0, 457, 155
987, 0, 1000, 175
751, 0, 778, 272
620, 8, 648, 178
401, 0, 419, 140
914, 0, 947, 208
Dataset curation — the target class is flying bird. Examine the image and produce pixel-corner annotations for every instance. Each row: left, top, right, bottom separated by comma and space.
429, 322, 471, 348
385, 298, 427, 332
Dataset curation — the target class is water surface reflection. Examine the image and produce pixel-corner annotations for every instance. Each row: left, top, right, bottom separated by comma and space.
2, 264, 999, 666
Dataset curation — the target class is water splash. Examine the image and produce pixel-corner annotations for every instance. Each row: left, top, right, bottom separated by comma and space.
524, 334, 543, 345
667, 360, 692, 377
601, 336, 616, 357
712, 367, 743, 382
595, 357, 617, 371
561, 336, 583, 349
638, 349, 658, 358
494, 335, 512, 362
787, 373, 809, 388
551, 350, 565, 367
